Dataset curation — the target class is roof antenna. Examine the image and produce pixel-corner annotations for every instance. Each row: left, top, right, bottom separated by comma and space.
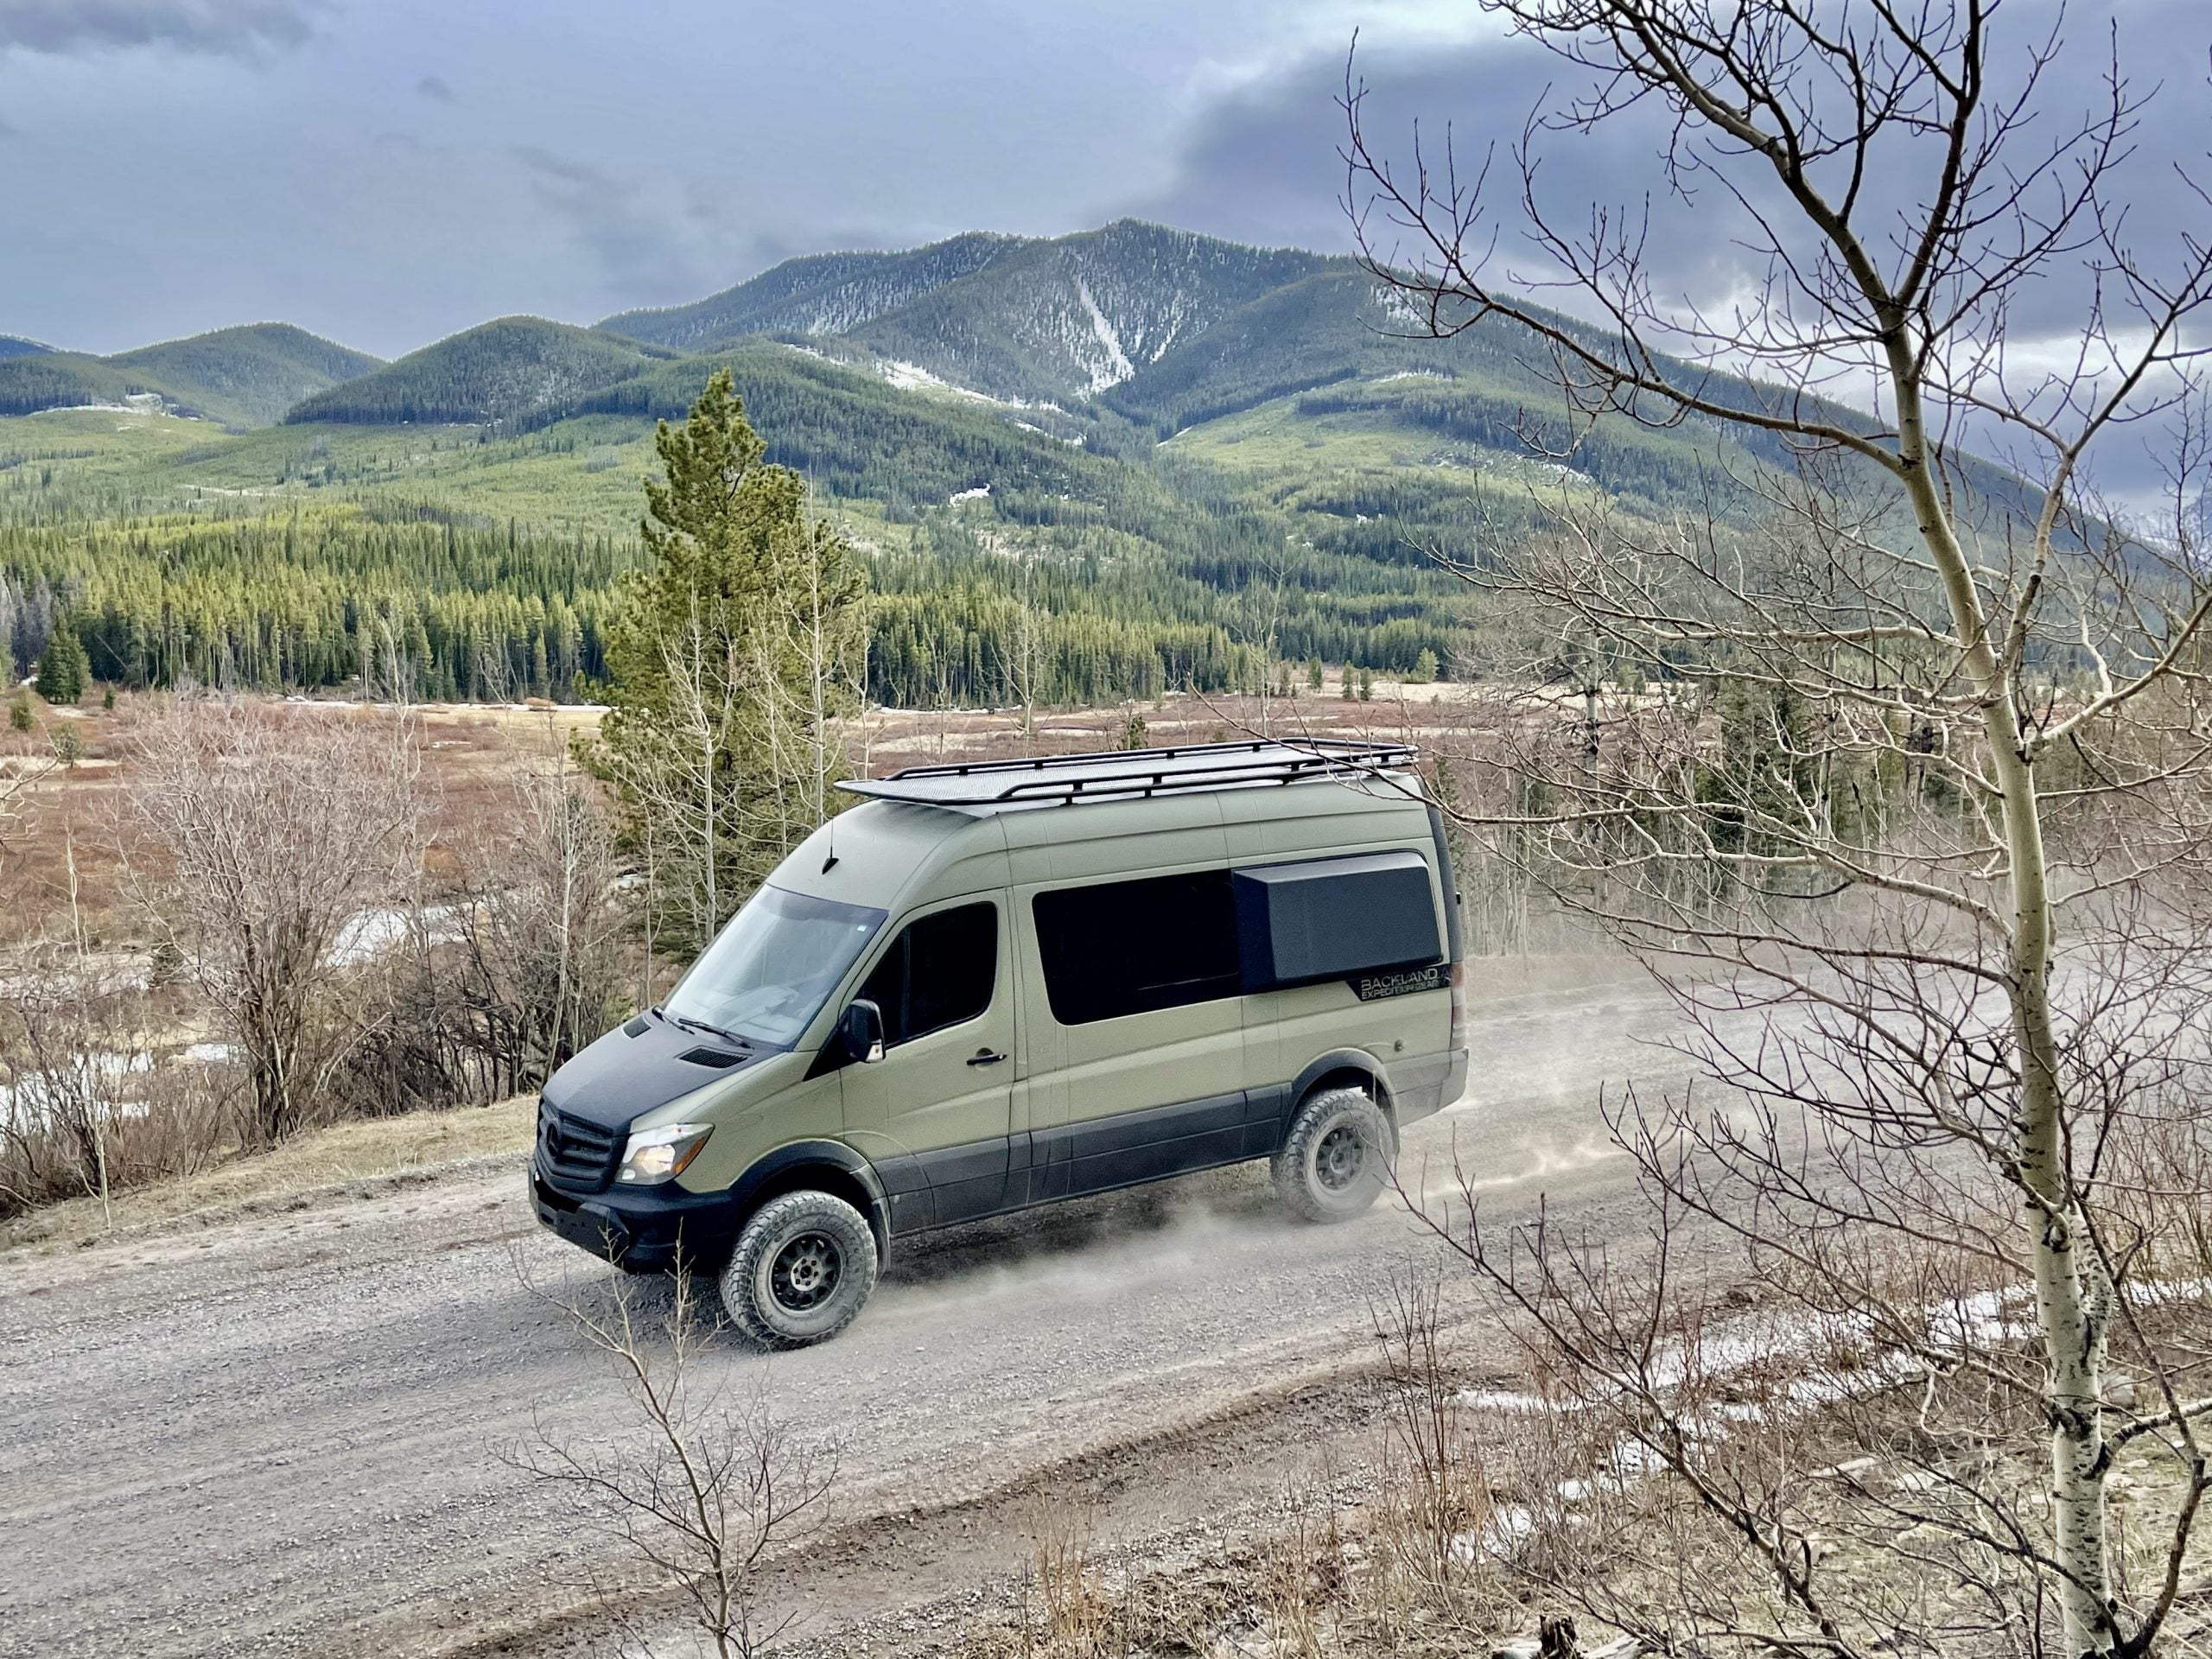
822, 811, 840, 874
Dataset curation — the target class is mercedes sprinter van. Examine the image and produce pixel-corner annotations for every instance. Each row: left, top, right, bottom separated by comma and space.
531, 739, 1468, 1346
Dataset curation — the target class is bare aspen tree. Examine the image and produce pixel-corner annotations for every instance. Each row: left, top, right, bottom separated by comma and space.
0, 861, 154, 1217
660, 607, 746, 949
119, 698, 429, 1143
1348, 5, 2212, 1655
444, 728, 628, 1095
1010, 548, 1045, 739
517, 1269, 836, 1658
751, 514, 868, 844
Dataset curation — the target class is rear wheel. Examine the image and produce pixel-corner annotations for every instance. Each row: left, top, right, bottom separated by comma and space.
719, 1190, 880, 1348
1272, 1086, 1395, 1224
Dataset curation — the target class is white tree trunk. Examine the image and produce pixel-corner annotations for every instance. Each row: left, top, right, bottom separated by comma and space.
1891, 361, 2113, 1655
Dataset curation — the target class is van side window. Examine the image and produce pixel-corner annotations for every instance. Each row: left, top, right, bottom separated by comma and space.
1033, 872, 1241, 1025
858, 901, 997, 1047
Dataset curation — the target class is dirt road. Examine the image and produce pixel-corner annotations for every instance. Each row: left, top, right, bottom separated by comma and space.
0, 962, 1699, 1657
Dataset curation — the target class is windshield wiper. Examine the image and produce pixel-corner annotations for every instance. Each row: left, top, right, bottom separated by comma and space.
661, 1010, 754, 1051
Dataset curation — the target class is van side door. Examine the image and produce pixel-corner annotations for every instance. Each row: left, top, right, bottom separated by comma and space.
1017, 868, 1254, 1199
836, 896, 1015, 1228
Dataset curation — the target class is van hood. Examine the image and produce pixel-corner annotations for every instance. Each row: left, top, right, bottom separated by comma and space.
542, 1012, 773, 1133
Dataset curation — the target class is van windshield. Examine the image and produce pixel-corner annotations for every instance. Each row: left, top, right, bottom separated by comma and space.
664, 886, 887, 1049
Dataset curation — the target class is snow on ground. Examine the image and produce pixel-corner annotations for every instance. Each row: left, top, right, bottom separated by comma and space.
1072, 276, 1136, 391
327, 903, 461, 968
881, 359, 995, 401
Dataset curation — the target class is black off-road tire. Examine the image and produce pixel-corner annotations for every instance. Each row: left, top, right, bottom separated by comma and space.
719, 1191, 880, 1349
1271, 1086, 1395, 1224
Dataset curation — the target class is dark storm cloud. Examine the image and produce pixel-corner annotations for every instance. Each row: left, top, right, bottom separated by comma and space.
1144, 3, 2212, 334
1137, 3, 2212, 501
414, 73, 454, 102
0, 0, 327, 57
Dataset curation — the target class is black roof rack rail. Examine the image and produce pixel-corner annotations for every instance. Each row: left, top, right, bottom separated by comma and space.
838, 738, 1421, 808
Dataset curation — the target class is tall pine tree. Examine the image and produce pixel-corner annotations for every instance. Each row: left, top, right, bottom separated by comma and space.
590, 371, 868, 950
35, 621, 89, 705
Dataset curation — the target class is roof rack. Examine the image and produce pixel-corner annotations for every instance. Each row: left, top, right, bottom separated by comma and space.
839, 738, 1421, 808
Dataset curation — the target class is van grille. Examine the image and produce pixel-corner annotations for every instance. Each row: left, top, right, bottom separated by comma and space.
537, 1100, 622, 1192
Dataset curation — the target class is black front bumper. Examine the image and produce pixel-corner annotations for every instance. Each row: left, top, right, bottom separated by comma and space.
530, 1166, 743, 1272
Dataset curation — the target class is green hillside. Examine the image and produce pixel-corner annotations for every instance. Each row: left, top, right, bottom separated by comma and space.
558, 340, 1103, 507
0, 323, 380, 427
286, 317, 669, 426
0, 353, 182, 419
111, 325, 382, 426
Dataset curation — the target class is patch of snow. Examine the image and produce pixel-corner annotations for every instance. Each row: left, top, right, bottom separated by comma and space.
1371, 283, 1428, 329
948, 484, 992, 505
182, 1041, 238, 1065
883, 359, 984, 401
1373, 370, 1448, 385
1450, 1505, 1533, 1564
327, 903, 461, 967
1455, 1389, 1561, 1414
1072, 276, 1135, 391
0, 1051, 156, 1124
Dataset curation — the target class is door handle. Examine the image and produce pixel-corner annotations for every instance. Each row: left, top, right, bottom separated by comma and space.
967, 1049, 1007, 1066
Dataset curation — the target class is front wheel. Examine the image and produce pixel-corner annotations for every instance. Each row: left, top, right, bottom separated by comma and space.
1272, 1087, 1395, 1224
720, 1190, 880, 1348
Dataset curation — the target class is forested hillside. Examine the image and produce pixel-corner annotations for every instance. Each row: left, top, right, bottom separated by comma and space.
0, 218, 2016, 713
601, 232, 1020, 352
602, 220, 1329, 407
0, 336, 50, 362
0, 324, 381, 427
555, 340, 1103, 506
112, 325, 383, 426
285, 318, 666, 426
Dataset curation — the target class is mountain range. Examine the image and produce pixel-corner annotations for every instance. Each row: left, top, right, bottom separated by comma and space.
0, 219, 1918, 516
0, 219, 1951, 524
0, 218, 2007, 709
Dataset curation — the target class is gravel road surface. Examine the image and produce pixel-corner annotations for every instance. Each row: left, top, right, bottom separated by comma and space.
0, 962, 1699, 1657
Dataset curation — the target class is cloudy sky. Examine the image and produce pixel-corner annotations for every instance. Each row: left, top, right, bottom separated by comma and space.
0, 0, 2202, 382
0, 0, 1502, 356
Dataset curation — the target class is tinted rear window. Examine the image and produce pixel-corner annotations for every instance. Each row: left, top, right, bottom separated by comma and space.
1033, 871, 1241, 1025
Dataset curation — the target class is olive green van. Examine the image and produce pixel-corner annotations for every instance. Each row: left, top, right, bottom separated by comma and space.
531, 740, 1468, 1347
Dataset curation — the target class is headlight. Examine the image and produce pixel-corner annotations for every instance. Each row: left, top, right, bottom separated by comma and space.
615, 1122, 713, 1185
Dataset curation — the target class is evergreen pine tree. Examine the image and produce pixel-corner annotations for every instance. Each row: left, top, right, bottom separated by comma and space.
590, 371, 868, 949
35, 623, 88, 705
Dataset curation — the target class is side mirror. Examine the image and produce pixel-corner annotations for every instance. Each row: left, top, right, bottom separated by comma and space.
840, 999, 885, 1065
